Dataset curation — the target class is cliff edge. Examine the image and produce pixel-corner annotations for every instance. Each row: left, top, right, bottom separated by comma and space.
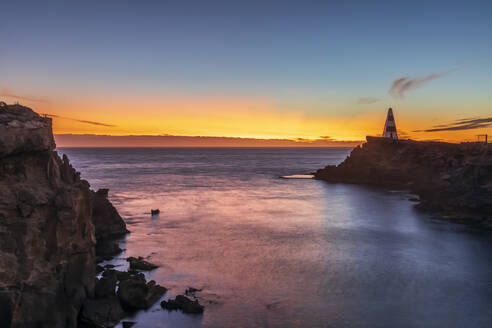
315, 136, 492, 228
0, 103, 128, 327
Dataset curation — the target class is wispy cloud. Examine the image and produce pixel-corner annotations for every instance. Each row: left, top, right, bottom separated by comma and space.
414, 117, 492, 132
0, 89, 50, 103
356, 97, 380, 105
389, 73, 445, 98
44, 114, 117, 127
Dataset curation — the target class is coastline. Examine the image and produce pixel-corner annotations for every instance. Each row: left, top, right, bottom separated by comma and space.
315, 136, 492, 229
0, 104, 194, 327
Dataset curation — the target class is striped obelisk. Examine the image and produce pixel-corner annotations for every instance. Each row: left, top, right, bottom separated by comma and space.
382, 108, 398, 139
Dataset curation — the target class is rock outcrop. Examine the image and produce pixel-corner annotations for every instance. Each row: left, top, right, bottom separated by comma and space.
161, 295, 204, 314
0, 103, 128, 327
315, 136, 492, 227
92, 189, 128, 241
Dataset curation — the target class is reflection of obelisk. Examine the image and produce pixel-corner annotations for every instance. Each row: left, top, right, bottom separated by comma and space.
382, 108, 398, 139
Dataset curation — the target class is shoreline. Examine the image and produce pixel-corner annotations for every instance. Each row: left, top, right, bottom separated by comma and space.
315, 136, 492, 229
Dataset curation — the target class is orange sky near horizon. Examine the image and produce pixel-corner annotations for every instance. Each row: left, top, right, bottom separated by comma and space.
1, 91, 489, 146
2, 1, 491, 147
12, 95, 487, 145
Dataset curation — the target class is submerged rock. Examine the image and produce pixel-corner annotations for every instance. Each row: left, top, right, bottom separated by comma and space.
126, 256, 159, 271
161, 295, 204, 314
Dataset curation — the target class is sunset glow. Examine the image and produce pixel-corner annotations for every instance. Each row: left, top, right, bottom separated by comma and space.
1, 1, 491, 146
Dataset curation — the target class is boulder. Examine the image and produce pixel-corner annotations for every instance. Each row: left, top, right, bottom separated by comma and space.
95, 272, 117, 298
79, 296, 126, 328
126, 256, 159, 271
161, 295, 204, 314
117, 275, 166, 309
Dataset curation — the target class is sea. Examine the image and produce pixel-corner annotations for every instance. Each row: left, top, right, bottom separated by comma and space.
58, 147, 492, 328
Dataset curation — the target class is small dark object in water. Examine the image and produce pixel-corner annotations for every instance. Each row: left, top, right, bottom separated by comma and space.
151, 209, 160, 215
185, 287, 202, 296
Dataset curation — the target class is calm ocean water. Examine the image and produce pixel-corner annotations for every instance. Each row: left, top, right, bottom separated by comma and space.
59, 148, 492, 328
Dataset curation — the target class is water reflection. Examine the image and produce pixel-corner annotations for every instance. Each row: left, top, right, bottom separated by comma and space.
59, 148, 492, 328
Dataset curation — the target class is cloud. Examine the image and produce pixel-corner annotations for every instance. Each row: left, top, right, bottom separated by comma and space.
0, 89, 50, 103
389, 73, 445, 98
414, 117, 492, 132
397, 129, 411, 139
356, 97, 380, 104
44, 114, 117, 127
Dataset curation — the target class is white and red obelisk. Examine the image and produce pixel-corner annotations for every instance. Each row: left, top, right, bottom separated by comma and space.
382, 107, 398, 139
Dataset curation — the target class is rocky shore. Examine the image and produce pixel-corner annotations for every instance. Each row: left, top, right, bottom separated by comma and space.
0, 103, 181, 327
315, 136, 492, 228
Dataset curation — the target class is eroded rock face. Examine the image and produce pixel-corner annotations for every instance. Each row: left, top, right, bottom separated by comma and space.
0, 103, 127, 327
0, 104, 55, 157
92, 189, 128, 241
315, 136, 492, 226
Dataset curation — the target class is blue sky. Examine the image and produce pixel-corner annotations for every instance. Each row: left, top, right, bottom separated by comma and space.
1, 0, 491, 141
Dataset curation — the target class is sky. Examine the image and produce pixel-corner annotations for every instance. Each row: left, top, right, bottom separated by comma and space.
1, 0, 491, 145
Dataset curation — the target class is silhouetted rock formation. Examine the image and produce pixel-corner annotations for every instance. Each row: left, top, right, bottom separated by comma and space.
0, 103, 128, 327
92, 189, 129, 241
315, 136, 492, 228
161, 295, 204, 314
126, 256, 158, 271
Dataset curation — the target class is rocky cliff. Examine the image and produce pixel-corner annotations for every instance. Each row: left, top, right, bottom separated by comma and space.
0, 103, 128, 327
315, 136, 492, 228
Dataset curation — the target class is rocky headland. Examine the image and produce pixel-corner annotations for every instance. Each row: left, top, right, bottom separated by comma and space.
0, 103, 171, 327
315, 136, 492, 228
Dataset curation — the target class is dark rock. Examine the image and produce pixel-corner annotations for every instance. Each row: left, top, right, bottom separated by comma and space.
96, 240, 123, 259
79, 296, 126, 328
122, 322, 137, 328
117, 275, 167, 309
92, 188, 129, 241
315, 136, 492, 228
161, 295, 204, 314
127, 256, 159, 271
96, 265, 105, 274
0, 103, 128, 327
112, 269, 145, 283
0, 103, 55, 157
185, 287, 202, 296
95, 272, 117, 298
151, 209, 160, 215
0, 103, 96, 326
